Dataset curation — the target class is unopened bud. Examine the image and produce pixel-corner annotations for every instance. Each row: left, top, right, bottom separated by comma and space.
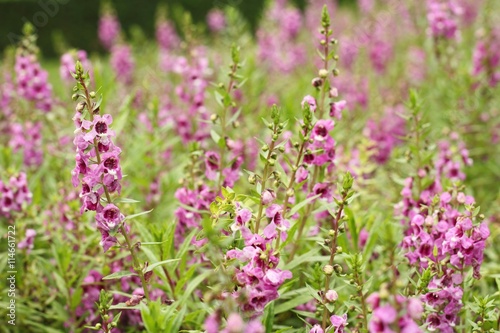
323, 264, 334, 275
319, 69, 328, 78
76, 101, 85, 112
312, 77, 323, 88
333, 264, 342, 274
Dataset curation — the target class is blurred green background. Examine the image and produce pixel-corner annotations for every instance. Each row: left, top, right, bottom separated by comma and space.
0, 0, 356, 58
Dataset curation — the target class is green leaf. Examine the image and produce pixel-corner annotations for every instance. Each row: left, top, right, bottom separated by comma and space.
124, 209, 153, 221
110, 302, 140, 310
102, 271, 138, 280
144, 259, 180, 273
274, 292, 313, 314
289, 195, 320, 217
263, 301, 275, 332
305, 283, 322, 303
345, 207, 358, 251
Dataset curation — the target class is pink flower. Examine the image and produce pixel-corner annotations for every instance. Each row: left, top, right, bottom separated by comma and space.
325, 289, 338, 302
98, 14, 121, 50
309, 324, 324, 333
261, 189, 276, 205
207, 9, 226, 33
18, 229, 36, 253
330, 313, 347, 333
110, 44, 134, 85
330, 100, 347, 119
312, 120, 335, 142
295, 166, 309, 183
301, 95, 317, 112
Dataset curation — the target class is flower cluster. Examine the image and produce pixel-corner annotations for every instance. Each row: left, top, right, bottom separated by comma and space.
60, 50, 92, 83
0, 172, 32, 218
472, 27, 500, 87
174, 185, 215, 247
0, 73, 14, 117
71, 66, 124, 251
207, 9, 226, 33
366, 292, 423, 333
98, 13, 121, 50
427, 0, 462, 40
110, 44, 135, 85
257, 0, 305, 73
226, 206, 292, 315
167, 48, 211, 143
9, 121, 43, 167
205, 312, 264, 333
397, 135, 490, 331
304, 117, 336, 167
156, 19, 179, 51
15, 54, 53, 112
364, 105, 406, 164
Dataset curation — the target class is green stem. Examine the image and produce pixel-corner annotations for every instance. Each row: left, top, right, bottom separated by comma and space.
321, 192, 347, 331
255, 131, 277, 233
120, 225, 151, 301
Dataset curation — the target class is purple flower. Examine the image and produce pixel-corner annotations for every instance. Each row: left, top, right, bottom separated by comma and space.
301, 95, 317, 112
295, 166, 309, 183
14, 55, 52, 112
309, 324, 324, 333
98, 13, 121, 50
330, 100, 347, 119
325, 289, 338, 302
312, 120, 335, 142
207, 9, 226, 33
60, 50, 92, 82
110, 44, 134, 85
204, 151, 220, 181
0, 172, 32, 217
261, 189, 276, 205
330, 313, 347, 333
18, 229, 36, 253
96, 204, 124, 231
156, 20, 179, 50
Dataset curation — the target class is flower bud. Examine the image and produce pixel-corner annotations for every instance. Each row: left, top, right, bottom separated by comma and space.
248, 174, 256, 185
261, 189, 276, 205
319, 69, 328, 78
76, 101, 86, 112
325, 289, 338, 302
333, 264, 342, 274
323, 264, 334, 275
312, 77, 323, 88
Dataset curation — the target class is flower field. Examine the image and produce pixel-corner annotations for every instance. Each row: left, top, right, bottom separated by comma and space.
1, 0, 500, 332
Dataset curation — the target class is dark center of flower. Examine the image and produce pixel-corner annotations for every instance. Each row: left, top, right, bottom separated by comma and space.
104, 157, 118, 169
104, 208, 119, 221
316, 125, 327, 138
95, 121, 107, 134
